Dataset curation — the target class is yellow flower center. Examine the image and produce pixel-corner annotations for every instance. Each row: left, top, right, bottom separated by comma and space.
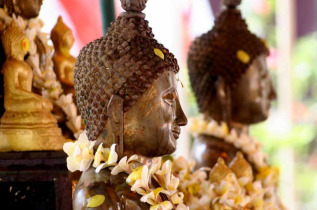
127, 166, 143, 185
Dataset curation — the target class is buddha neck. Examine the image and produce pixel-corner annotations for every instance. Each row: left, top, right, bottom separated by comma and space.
95, 122, 153, 160
7, 52, 25, 61
53, 43, 70, 57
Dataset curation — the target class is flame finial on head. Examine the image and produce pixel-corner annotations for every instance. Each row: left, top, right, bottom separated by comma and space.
120, 0, 148, 13
224, 0, 242, 8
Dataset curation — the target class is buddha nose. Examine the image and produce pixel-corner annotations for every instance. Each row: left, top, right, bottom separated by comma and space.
268, 79, 277, 100
175, 98, 188, 126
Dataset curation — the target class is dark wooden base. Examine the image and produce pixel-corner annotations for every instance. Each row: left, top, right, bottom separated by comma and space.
0, 151, 73, 210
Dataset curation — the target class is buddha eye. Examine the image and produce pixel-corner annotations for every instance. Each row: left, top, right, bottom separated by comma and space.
163, 92, 175, 106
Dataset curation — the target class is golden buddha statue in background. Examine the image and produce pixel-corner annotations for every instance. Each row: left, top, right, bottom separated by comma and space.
51, 16, 76, 97
0, 0, 82, 140
0, 20, 65, 151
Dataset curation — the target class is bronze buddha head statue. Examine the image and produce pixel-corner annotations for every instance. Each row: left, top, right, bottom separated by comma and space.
75, 1, 187, 157
2, 0, 43, 19
188, 0, 276, 125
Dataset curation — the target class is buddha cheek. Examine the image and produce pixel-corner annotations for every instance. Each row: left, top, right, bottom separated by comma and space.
155, 104, 176, 155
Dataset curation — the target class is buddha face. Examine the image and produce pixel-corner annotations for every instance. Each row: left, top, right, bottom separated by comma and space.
16, 0, 43, 19
2, 22, 30, 60
123, 71, 188, 157
62, 30, 74, 49
231, 54, 276, 124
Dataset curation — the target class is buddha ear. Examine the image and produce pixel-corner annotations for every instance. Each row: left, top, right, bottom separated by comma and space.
107, 95, 124, 158
216, 76, 226, 104
216, 76, 232, 126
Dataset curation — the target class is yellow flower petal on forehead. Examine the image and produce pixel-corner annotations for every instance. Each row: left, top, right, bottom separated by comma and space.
154, 48, 164, 60
87, 194, 105, 208
237, 50, 250, 64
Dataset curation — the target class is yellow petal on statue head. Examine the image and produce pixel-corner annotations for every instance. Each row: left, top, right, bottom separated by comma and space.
154, 48, 164, 60
21, 38, 31, 52
87, 194, 105, 208
236, 50, 250, 64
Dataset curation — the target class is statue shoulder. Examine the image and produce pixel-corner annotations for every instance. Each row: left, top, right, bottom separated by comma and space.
2, 59, 31, 74
73, 168, 149, 210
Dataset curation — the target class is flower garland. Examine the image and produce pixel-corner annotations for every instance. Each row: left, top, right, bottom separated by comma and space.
187, 116, 285, 209
64, 131, 284, 210
171, 156, 284, 210
189, 116, 268, 170
63, 131, 188, 210
172, 157, 250, 209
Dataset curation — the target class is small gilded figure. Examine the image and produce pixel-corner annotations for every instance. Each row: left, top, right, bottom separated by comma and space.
0, 0, 82, 139
51, 16, 76, 97
0, 20, 65, 151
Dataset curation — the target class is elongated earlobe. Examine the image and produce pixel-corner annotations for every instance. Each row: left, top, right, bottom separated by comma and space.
216, 77, 232, 127
107, 95, 124, 158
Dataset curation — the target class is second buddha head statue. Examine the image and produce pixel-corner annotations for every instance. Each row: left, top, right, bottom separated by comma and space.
75, 0, 187, 158
188, 0, 276, 125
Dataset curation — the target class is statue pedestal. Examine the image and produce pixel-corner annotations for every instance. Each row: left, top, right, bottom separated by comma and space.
0, 151, 75, 210
0, 124, 65, 152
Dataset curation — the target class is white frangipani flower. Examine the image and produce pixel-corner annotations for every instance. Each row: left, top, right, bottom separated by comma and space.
111, 155, 139, 175
155, 160, 180, 192
93, 144, 118, 173
63, 131, 95, 172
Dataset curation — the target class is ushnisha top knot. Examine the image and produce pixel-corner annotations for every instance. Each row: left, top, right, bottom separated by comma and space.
120, 0, 148, 13
224, 0, 242, 8
75, 3, 179, 141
